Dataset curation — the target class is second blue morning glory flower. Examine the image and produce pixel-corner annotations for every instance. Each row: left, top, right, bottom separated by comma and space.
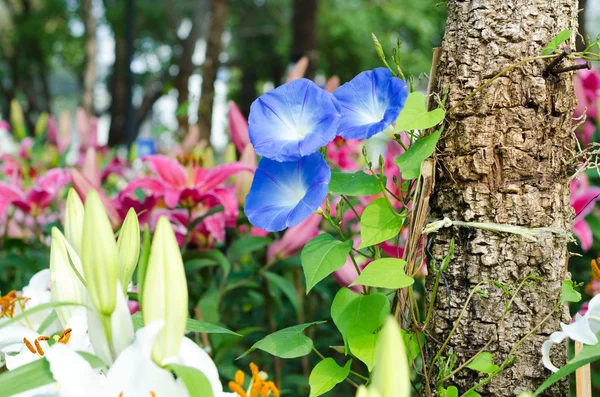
248, 79, 341, 162
244, 152, 330, 232
334, 67, 408, 140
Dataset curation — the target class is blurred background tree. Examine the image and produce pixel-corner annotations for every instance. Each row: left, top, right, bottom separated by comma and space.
0, 0, 597, 150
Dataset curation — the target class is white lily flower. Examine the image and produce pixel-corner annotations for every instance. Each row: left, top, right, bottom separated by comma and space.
2, 307, 90, 371
13, 269, 60, 332
45, 321, 188, 397
176, 337, 237, 397
542, 294, 600, 372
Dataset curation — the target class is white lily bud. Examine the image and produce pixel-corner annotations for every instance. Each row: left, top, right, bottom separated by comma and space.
81, 190, 119, 316
117, 208, 140, 292
49, 228, 86, 327
371, 316, 410, 397
143, 216, 188, 365
64, 188, 84, 256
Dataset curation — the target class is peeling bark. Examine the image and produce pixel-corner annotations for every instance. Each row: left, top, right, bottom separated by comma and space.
426, 1, 578, 395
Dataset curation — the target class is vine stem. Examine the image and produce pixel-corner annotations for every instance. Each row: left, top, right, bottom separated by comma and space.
436, 274, 536, 386
446, 54, 557, 115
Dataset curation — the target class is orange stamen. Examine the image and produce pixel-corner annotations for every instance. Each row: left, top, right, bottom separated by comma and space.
592, 259, 600, 280
23, 338, 36, 354
235, 369, 245, 386
249, 362, 259, 378
150, 392, 157, 397
229, 381, 248, 397
34, 339, 45, 356
38, 335, 50, 341
58, 328, 73, 344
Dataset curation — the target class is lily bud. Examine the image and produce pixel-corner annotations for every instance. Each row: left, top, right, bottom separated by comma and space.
203, 146, 215, 169
50, 228, 86, 327
82, 190, 119, 316
118, 208, 141, 292
234, 144, 257, 205
10, 99, 26, 140
34, 112, 48, 137
143, 216, 188, 365
371, 317, 410, 397
224, 142, 237, 164
65, 188, 84, 256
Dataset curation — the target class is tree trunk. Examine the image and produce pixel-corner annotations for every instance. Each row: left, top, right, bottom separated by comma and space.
81, 0, 97, 116
577, 0, 587, 51
107, 36, 128, 147
176, 21, 201, 132
290, 0, 319, 80
197, 0, 229, 145
426, 1, 578, 396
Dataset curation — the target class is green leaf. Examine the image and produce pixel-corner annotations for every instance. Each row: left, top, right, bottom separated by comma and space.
358, 198, 403, 249
466, 352, 500, 374
168, 363, 214, 397
301, 233, 353, 293
137, 226, 152, 312
183, 250, 231, 277
0, 358, 54, 397
534, 331, 600, 395
0, 302, 84, 330
264, 271, 300, 314
541, 29, 572, 56
308, 358, 352, 397
463, 392, 482, 397
328, 171, 384, 196
444, 386, 459, 397
228, 236, 272, 261
333, 292, 390, 370
395, 91, 445, 131
560, 280, 581, 303
400, 329, 425, 364
131, 311, 240, 336
238, 321, 326, 359
394, 129, 441, 180
350, 258, 414, 289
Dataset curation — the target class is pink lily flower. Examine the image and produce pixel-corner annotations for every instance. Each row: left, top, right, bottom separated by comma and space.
70, 168, 121, 228
571, 174, 600, 251
267, 214, 322, 262
574, 67, 600, 144
228, 101, 250, 152
0, 168, 70, 217
76, 107, 99, 150
82, 148, 101, 187
122, 155, 251, 209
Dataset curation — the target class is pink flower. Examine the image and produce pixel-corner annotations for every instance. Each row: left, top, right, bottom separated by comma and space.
70, 168, 121, 228
327, 137, 363, 171
0, 168, 70, 217
267, 214, 322, 262
574, 67, 600, 144
122, 155, 251, 209
228, 101, 250, 152
571, 174, 600, 251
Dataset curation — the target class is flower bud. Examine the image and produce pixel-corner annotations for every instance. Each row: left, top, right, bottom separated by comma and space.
224, 142, 237, 164
118, 208, 140, 292
82, 190, 119, 316
235, 144, 257, 205
371, 33, 386, 62
371, 316, 410, 397
10, 99, 26, 140
64, 188, 84, 256
143, 216, 188, 365
50, 228, 86, 327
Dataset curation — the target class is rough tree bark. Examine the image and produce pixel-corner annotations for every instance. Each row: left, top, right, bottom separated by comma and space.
577, 0, 587, 51
290, 0, 319, 80
81, 0, 97, 116
197, 0, 229, 145
426, 1, 578, 396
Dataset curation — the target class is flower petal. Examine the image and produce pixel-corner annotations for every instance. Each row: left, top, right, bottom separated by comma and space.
334, 68, 408, 140
541, 331, 568, 372
228, 101, 250, 152
244, 153, 330, 232
573, 220, 594, 251
249, 79, 341, 161
142, 155, 188, 189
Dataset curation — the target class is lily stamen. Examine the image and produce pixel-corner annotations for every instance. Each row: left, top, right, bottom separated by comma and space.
34, 338, 45, 356
229, 363, 279, 397
58, 328, 72, 344
23, 338, 37, 355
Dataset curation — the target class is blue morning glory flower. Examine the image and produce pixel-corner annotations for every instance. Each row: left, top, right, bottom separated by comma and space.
248, 79, 341, 162
244, 152, 330, 232
334, 68, 408, 140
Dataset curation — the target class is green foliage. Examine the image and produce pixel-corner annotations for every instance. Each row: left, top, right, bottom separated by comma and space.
168, 364, 214, 397
308, 358, 352, 397
394, 129, 442, 180
331, 289, 390, 370
301, 234, 354, 293
263, 271, 300, 314
350, 258, 414, 289
0, 358, 54, 397
560, 279, 582, 303
541, 29, 572, 55
239, 321, 326, 359
131, 311, 240, 336
465, 352, 500, 374
358, 198, 403, 249
329, 171, 385, 196
395, 92, 445, 131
